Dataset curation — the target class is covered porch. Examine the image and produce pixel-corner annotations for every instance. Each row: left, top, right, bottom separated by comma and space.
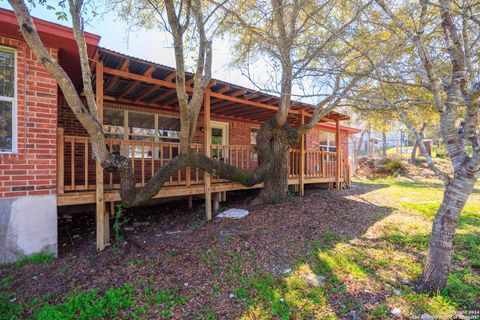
57, 48, 351, 250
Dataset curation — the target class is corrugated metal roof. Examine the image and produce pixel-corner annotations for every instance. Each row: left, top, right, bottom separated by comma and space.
97, 47, 350, 121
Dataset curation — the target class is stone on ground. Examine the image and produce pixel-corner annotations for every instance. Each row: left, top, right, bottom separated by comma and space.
216, 209, 249, 219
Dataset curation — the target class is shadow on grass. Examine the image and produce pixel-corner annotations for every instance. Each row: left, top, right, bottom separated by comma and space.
237, 182, 396, 319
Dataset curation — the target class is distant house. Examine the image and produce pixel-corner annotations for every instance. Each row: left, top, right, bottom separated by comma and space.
0, 8, 359, 261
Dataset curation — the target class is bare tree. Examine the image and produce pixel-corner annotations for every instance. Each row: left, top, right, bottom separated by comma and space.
209, 0, 372, 202
8, 0, 282, 207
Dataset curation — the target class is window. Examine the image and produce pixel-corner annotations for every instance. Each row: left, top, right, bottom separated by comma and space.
250, 127, 259, 145
103, 107, 182, 159
0, 47, 16, 153
319, 131, 336, 152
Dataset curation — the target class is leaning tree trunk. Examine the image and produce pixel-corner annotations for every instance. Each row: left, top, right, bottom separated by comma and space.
410, 142, 419, 163
410, 123, 426, 164
417, 175, 476, 292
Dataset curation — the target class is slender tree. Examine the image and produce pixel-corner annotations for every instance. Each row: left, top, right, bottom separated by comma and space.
8, 0, 281, 207
359, 0, 480, 292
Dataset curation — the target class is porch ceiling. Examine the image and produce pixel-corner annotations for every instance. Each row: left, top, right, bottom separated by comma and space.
95, 48, 349, 124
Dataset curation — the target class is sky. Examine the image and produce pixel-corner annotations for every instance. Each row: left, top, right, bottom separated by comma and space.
0, 1, 256, 89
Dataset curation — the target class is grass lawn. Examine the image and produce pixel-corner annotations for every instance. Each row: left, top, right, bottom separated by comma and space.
1, 177, 479, 319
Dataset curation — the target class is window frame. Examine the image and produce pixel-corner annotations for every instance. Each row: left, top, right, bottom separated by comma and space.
0, 45, 17, 154
319, 131, 336, 153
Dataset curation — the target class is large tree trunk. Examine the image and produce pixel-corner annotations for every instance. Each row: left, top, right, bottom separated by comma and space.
258, 139, 290, 203
417, 175, 476, 292
254, 119, 298, 204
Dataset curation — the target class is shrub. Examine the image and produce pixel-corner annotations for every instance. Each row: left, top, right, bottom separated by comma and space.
384, 158, 406, 176
435, 144, 448, 158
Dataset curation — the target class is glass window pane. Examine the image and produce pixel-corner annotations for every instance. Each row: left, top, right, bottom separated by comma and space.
0, 100, 13, 151
158, 116, 181, 142
250, 128, 259, 145
0, 49, 15, 98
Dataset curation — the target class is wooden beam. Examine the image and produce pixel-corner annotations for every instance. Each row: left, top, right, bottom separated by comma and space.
226, 107, 274, 118
216, 85, 230, 94
96, 61, 107, 251
213, 192, 220, 213
253, 96, 273, 103
103, 67, 304, 115
57, 127, 64, 195
244, 93, 259, 100
117, 80, 141, 100
204, 90, 212, 221
104, 59, 129, 92
120, 59, 129, 71
143, 65, 155, 77
335, 119, 341, 191
151, 88, 177, 104
299, 111, 305, 196
211, 100, 236, 109
164, 72, 176, 82
230, 89, 246, 97
134, 84, 161, 102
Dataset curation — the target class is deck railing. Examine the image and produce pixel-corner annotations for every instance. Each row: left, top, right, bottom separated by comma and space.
57, 130, 349, 194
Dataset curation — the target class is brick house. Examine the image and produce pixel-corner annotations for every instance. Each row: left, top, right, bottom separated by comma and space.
0, 8, 359, 261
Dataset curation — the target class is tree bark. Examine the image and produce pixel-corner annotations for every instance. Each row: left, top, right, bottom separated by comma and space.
410, 122, 427, 164
417, 175, 476, 292
382, 131, 387, 157
255, 119, 299, 204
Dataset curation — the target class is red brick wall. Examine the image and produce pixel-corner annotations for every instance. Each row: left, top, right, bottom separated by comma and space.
305, 125, 349, 156
0, 36, 58, 198
58, 96, 87, 136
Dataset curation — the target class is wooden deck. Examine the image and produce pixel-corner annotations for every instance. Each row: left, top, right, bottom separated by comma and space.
57, 60, 351, 251
57, 132, 350, 206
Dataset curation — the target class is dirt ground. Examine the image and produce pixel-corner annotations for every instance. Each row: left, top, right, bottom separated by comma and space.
1, 184, 392, 319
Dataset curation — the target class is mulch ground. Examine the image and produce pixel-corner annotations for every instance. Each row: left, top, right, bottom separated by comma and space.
1, 184, 391, 319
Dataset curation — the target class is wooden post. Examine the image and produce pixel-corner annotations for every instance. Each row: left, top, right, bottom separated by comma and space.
57, 127, 64, 195
204, 90, 212, 221
95, 60, 108, 250
299, 111, 305, 196
213, 192, 220, 213
335, 119, 341, 191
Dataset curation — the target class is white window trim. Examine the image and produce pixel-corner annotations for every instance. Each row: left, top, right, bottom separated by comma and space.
319, 131, 336, 152
0, 46, 17, 154
210, 121, 229, 145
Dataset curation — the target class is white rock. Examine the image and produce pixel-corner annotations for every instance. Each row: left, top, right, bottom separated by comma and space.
166, 230, 184, 235
184, 282, 189, 287
282, 268, 292, 275
216, 208, 249, 219
305, 274, 325, 287
279, 298, 285, 302
401, 278, 410, 285
229, 293, 235, 299
421, 313, 433, 320
391, 308, 401, 316
393, 289, 401, 296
